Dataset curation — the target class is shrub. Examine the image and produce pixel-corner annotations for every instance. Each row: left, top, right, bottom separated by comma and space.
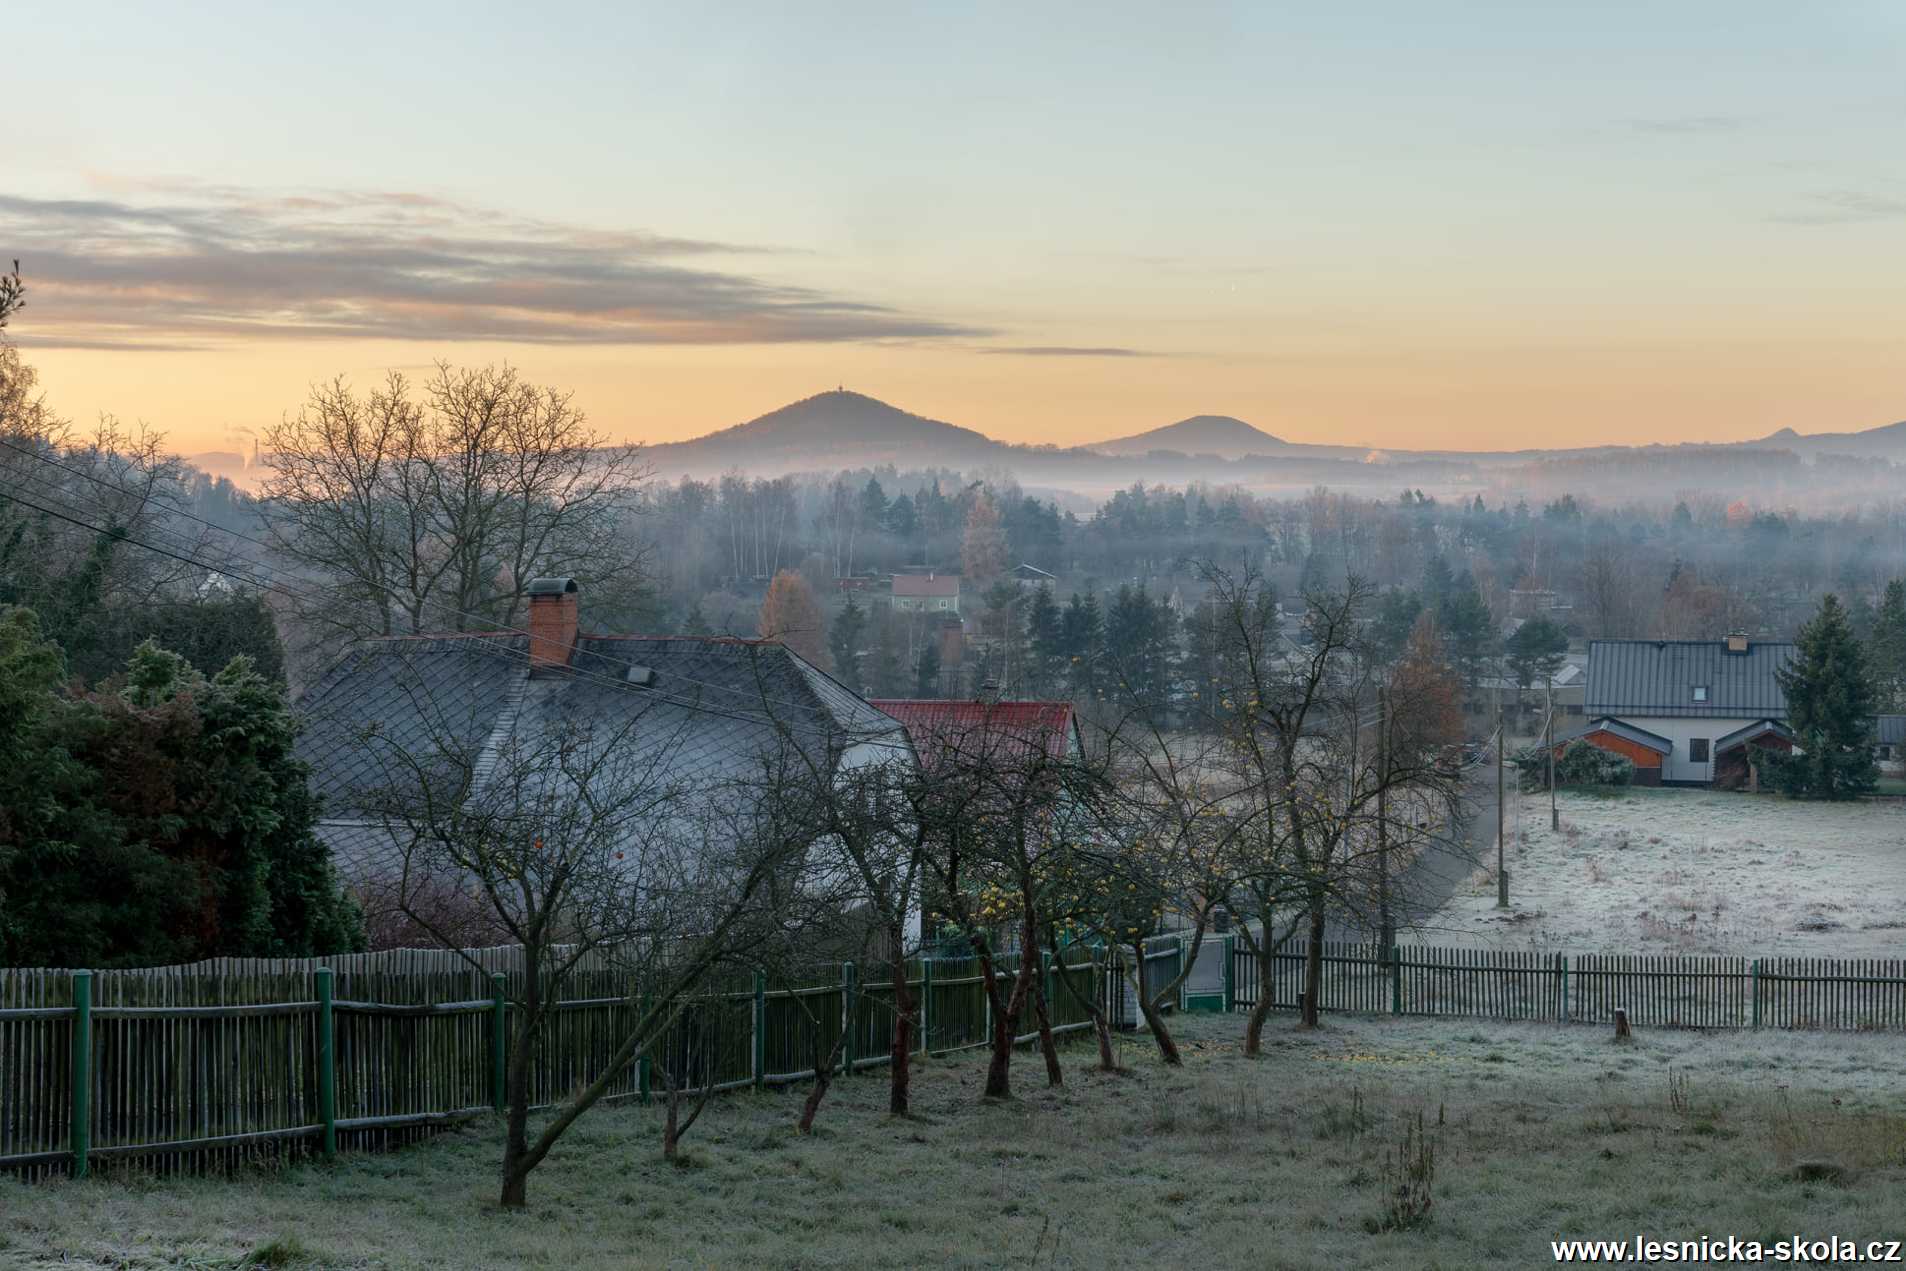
1516, 740, 1633, 790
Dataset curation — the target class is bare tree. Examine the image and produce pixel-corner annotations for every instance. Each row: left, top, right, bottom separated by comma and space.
259, 363, 651, 657
1189, 565, 1467, 1047
363, 673, 821, 1208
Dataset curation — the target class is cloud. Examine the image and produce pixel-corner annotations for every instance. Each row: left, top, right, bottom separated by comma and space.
1624, 115, 1751, 135
981, 345, 1165, 358
0, 187, 985, 350
1771, 190, 1906, 225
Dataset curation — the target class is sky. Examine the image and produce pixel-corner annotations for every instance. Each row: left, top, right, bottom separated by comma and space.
6, 1, 1906, 457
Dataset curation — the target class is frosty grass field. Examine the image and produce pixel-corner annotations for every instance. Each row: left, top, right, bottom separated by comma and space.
6, 1011, 1905, 1270
1430, 786, 1906, 957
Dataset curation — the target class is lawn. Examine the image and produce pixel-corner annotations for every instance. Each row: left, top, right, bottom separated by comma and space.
1429, 786, 1906, 955
6, 1011, 1905, 1269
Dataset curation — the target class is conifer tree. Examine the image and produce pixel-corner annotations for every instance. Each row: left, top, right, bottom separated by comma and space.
1767, 594, 1879, 799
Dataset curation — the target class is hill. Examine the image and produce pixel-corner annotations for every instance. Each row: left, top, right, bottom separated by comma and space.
642, 390, 1024, 474
1087, 414, 1286, 458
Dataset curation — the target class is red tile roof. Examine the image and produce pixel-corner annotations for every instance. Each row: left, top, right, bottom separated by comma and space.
870, 699, 1076, 768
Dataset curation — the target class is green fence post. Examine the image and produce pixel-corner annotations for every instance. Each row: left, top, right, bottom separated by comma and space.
636, 992, 652, 1105
841, 961, 857, 1074
752, 971, 767, 1089
315, 966, 336, 1160
1391, 945, 1403, 1015
920, 958, 933, 1056
70, 970, 91, 1179
1222, 934, 1236, 1013
489, 972, 507, 1113
1751, 958, 1761, 1029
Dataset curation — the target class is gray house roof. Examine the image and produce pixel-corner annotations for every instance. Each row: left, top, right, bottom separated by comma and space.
1713, 718, 1795, 753
1585, 639, 1795, 720
296, 633, 909, 878
1875, 715, 1906, 746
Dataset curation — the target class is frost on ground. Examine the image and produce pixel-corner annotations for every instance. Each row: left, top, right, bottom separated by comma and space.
7, 1012, 1905, 1270
1427, 787, 1906, 956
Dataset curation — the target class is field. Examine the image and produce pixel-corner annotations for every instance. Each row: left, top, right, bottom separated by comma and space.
6, 1011, 1906, 1269
1428, 786, 1906, 956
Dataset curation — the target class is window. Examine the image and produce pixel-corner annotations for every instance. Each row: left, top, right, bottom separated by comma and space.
1692, 685, 1709, 702
1689, 738, 1710, 763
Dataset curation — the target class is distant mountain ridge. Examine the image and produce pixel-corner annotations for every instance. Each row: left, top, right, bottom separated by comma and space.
1087, 414, 1286, 458
635, 387, 1906, 482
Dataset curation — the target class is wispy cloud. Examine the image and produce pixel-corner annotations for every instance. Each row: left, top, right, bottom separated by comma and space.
981, 345, 1165, 358
1624, 115, 1751, 135
0, 186, 986, 350
1772, 189, 1906, 225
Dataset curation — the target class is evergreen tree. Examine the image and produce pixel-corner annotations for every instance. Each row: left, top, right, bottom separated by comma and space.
1437, 570, 1495, 689
1060, 591, 1104, 696
829, 594, 868, 692
1370, 590, 1424, 664
1024, 584, 1064, 697
1767, 594, 1879, 800
1504, 617, 1569, 695
680, 596, 709, 635
913, 640, 942, 698
866, 607, 902, 697
1868, 579, 1906, 711
0, 608, 364, 966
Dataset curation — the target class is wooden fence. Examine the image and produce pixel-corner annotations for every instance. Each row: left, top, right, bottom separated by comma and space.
1230, 939, 1906, 1031
0, 944, 1103, 1180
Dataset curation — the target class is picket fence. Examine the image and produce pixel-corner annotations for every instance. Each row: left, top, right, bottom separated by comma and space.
1225, 938, 1906, 1031
0, 944, 1104, 1180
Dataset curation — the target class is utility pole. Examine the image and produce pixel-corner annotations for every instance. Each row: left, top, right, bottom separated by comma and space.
1496, 701, 1508, 909
1377, 686, 1392, 950
1546, 678, 1558, 831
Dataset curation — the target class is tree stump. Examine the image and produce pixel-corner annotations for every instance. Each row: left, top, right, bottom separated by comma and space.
1613, 1007, 1631, 1041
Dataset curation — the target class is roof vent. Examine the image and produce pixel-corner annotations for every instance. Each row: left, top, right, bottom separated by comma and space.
625, 665, 655, 687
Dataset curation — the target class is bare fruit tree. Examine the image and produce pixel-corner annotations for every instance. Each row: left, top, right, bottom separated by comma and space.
361, 665, 825, 1209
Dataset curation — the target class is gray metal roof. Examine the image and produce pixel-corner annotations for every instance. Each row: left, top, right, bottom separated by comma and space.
295, 633, 909, 837
1713, 718, 1795, 752
1585, 639, 1794, 719
1875, 715, 1906, 746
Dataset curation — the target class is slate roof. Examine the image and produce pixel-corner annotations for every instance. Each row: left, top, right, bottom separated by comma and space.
297, 633, 909, 879
1585, 639, 1795, 720
1553, 716, 1673, 755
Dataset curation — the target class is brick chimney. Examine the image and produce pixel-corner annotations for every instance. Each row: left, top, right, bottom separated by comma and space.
527, 577, 579, 668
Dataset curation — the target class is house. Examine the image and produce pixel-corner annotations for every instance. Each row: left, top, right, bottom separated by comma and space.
295, 577, 917, 938
1467, 655, 1587, 720
1554, 635, 1795, 786
891, 571, 960, 614
1011, 563, 1058, 591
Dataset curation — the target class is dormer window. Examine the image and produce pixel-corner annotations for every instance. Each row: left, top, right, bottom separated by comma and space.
1692, 685, 1709, 702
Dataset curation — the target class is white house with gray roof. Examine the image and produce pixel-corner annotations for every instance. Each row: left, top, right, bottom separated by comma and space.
1563, 635, 1796, 786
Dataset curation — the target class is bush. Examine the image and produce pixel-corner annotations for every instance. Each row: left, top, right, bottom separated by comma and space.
1516, 739, 1633, 790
